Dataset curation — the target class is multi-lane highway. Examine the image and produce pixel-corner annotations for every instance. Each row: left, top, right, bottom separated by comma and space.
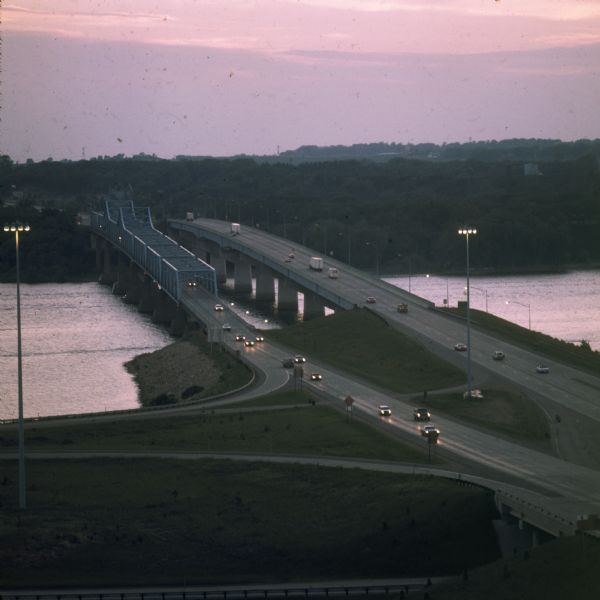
174, 218, 600, 518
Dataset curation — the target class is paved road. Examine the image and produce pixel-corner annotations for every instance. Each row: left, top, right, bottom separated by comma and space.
170, 219, 600, 514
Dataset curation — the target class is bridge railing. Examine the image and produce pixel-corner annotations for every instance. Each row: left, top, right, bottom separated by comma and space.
91, 201, 217, 302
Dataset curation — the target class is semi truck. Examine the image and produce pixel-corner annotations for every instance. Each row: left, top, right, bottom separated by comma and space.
309, 257, 323, 271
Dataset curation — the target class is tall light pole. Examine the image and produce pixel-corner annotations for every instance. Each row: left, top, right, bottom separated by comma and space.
506, 300, 531, 330
3, 223, 30, 510
458, 228, 477, 400
466, 285, 488, 313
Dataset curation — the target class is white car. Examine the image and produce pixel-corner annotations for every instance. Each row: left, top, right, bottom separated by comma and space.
214, 304, 224, 311
222, 323, 232, 331
293, 355, 307, 364
378, 405, 392, 416
454, 343, 467, 352
421, 424, 440, 438
492, 350, 505, 361
536, 364, 550, 374
366, 297, 377, 304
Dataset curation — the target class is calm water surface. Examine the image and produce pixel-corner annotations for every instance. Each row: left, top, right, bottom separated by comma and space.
1, 271, 598, 420
0, 283, 172, 420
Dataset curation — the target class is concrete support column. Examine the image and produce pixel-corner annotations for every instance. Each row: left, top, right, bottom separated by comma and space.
152, 289, 173, 324
255, 266, 275, 302
93, 237, 103, 271
303, 290, 325, 320
123, 262, 142, 305
138, 276, 155, 314
211, 253, 227, 284
98, 245, 116, 285
170, 306, 188, 337
112, 254, 129, 296
277, 277, 298, 311
233, 257, 253, 294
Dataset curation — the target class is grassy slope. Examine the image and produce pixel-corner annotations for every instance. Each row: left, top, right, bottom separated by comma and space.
417, 388, 551, 450
267, 308, 464, 392
437, 534, 600, 600
0, 460, 499, 587
7, 392, 432, 463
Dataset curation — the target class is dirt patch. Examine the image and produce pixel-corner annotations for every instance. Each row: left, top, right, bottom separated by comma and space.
125, 337, 221, 406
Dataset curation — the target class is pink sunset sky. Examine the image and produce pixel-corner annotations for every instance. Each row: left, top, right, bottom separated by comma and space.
2, 0, 600, 161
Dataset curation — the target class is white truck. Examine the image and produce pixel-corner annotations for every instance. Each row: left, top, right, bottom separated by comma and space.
328, 267, 339, 279
309, 257, 323, 271
185, 212, 194, 221
231, 222, 241, 235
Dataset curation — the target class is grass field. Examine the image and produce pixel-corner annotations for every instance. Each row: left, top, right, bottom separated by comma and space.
3, 392, 433, 464
267, 309, 464, 392
436, 534, 600, 600
0, 459, 500, 587
417, 388, 551, 450
449, 307, 600, 377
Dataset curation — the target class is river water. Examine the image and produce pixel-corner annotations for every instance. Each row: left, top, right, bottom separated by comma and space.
0, 271, 598, 420
0, 283, 172, 420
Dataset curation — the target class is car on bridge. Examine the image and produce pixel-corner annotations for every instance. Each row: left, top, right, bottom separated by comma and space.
244, 340, 255, 347
492, 350, 505, 360
214, 304, 225, 311
255, 335, 265, 342
222, 323, 232, 331
454, 343, 467, 351
378, 405, 392, 416
310, 373, 323, 381
294, 355, 307, 364
413, 408, 431, 421
235, 334, 246, 342
536, 364, 550, 374
366, 296, 377, 304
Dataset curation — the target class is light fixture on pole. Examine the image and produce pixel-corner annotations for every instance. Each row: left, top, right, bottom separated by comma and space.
3, 223, 30, 510
458, 227, 477, 400
505, 300, 531, 330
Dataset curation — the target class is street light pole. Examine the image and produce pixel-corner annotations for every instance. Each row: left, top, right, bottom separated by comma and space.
4, 223, 30, 510
458, 228, 477, 400
506, 300, 531, 330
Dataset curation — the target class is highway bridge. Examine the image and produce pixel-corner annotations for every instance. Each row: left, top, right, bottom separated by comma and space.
87, 206, 600, 542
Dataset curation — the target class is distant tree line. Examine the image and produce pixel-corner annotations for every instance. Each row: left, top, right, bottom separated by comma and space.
0, 202, 95, 283
1, 141, 599, 275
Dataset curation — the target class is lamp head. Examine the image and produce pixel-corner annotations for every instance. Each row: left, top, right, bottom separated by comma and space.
458, 228, 477, 236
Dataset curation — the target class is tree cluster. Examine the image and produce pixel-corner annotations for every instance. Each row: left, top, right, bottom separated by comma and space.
1, 141, 599, 274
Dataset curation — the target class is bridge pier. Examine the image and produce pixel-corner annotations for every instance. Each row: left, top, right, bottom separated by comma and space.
112, 254, 129, 296
233, 256, 253, 294
255, 266, 275, 302
98, 244, 116, 286
302, 290, 325, 320
277, 277, 298, 312
152, 289, 173, 324
209, 251, 227, 284
123, 262, 142, 304
170, 306, 188, 337
138, 276, 156, 314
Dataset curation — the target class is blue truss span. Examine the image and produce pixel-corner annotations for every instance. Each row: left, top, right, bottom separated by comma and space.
91, 200, 217, 301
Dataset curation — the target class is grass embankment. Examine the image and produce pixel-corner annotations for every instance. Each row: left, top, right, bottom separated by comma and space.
5, 392, 431, 464
0, 460, 499, 587
450, 307, 600, 377
418, 388, 551, 450
268, 308, 464, 392
436, 534, 600, 600
125, 330, 252, 406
